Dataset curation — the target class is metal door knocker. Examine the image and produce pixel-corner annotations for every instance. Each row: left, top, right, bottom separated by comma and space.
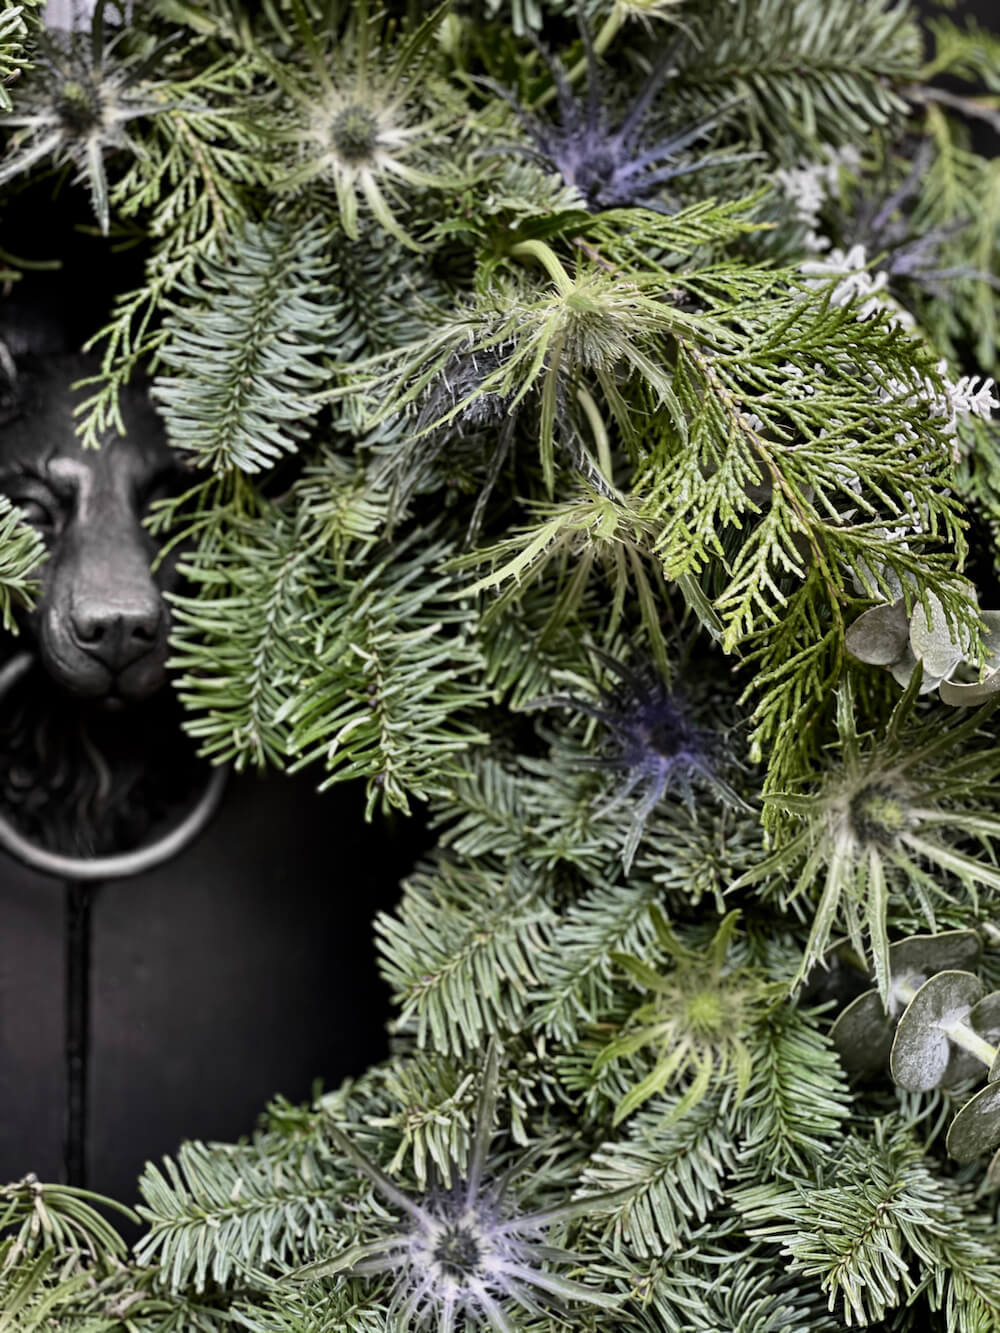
0, 322, 226, 880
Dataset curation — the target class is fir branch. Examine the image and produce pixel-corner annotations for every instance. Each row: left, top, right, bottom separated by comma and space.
0, 4, 35, 113
672, 0, 921, 156
281, 549, 490, 816
134, 1135, 348, 1293
167, 511, 322, 768
375, 856, 557, 1053
577, 1094, 736, 1256
0, 494, 46, 631
734, 1004, 852, 1173
153, 218, 336, 473
736, 1119, 1000, 1329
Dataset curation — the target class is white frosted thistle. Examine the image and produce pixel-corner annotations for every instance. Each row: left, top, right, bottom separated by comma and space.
289, 1043, 624, 1331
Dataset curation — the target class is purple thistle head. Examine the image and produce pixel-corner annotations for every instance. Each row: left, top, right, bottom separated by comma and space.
495, 26, 737, 212
289, 1042, 624, 1331
530, 655, 749, 870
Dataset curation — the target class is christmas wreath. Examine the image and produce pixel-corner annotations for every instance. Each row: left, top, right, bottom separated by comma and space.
3, 1, 1000, 1328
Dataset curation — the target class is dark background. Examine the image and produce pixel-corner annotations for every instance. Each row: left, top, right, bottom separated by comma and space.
0, 0, 997, 1214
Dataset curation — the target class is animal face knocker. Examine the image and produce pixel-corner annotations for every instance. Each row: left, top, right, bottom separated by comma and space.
0, 324, 225, 879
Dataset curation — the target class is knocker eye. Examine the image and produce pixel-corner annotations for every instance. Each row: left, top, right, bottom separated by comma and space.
13, 496, 56, 531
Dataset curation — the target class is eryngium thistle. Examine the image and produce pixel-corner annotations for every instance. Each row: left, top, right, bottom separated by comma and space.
497, 24, 737, 212
0, 9, 166, 232
733, 678, 1000, 1000
270, 0, 455, 250
289, 1043, 624, 1331
531, 654, 748, 870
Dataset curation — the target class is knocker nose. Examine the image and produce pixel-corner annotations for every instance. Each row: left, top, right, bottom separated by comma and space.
69, 597, 164, 671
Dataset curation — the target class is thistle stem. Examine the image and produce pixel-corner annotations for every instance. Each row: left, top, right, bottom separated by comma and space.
531, 10, 624, 111
576, 386, 614, 483
509, 239, 575, 296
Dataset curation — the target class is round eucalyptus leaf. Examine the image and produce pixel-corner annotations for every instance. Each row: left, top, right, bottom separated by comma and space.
946, 1082, 1000, 1163
889, 644, 942, 694
909, 594, 965, 679
845, 600, 909, 667
939, 668, 1000, 707
943, 991, 1000, 1085
890, 970, 984, 1092
830, 989, 893, 1074
970, 992, 1000, 1044
888, 931, 983, 994
987, 1147, 1000, 1190
981, 610, 1000, 662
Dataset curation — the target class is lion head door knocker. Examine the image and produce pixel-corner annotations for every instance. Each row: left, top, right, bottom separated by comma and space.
0, 317, 226, 880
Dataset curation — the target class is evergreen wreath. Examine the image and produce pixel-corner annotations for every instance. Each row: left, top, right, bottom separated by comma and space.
3, 0, 1000, 1328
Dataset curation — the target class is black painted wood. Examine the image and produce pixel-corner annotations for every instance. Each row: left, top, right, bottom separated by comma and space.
85, 770, 413, 1208
0, 768, 418, 1206
0, 860, 66, 1185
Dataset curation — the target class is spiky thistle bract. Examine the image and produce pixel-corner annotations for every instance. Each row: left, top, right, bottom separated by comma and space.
266, 0, 456, 249
288, 1042, 625, 1332
0, 3, 169, 231
339, 236, 715, 492
527, 652, 749, 870
733, 675, 1000, 1001
495, 22, 740, 213
597, 908, 781, 1124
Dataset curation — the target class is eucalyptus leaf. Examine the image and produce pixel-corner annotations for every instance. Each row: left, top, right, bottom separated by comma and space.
888, 930, 982, 989
939, 669, 1000, 707
889, 644, 942, 694
845, 599, 908, 667
908, 593, 965, 680
830, 989, 893, 1074
987, 1147, 1000, 1189
890, 970, 983, 1092
946, 1081, 1000, 1163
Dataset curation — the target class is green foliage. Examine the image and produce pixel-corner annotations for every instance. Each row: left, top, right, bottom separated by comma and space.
169, 519, 489, 811
135, 1133, 348, 1292
737, 1120, 1000, 1330
671, 0, 922, 155
154, 219, 336, 472
0, 4, 35, 113
0, 494, 45, 631
577, 1094, 736, 1255
5, 0, 1000, 1329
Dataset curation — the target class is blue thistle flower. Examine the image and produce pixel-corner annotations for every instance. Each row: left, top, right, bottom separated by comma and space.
495, 26, 740, 212
0, 3, 171, 233
530, 654, 749, 869
289, 1042, 624, 1331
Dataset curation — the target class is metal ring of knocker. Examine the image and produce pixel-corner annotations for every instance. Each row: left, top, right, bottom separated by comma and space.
0, 651, 228, 881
